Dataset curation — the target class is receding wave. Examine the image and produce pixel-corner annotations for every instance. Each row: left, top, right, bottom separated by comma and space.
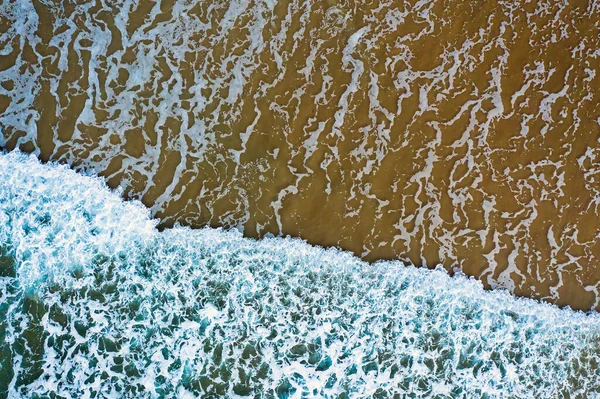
0, 151, 599, 398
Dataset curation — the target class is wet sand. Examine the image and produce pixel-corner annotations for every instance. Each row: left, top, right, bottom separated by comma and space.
2, 0, 600, 309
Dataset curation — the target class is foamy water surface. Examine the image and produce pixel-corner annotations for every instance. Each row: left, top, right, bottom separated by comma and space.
0, 151, 599, 398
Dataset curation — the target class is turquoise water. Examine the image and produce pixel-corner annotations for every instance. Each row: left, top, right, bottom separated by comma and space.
0, 151, 599, 398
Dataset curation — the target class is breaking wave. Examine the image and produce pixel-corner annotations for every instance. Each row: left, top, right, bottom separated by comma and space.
0, 151, 599, 398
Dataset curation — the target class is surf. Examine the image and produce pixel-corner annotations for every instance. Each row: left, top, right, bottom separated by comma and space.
0, 150, 599, 398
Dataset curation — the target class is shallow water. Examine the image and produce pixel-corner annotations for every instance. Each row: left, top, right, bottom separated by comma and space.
2, 0, 600, 310
0, 151, 599, 398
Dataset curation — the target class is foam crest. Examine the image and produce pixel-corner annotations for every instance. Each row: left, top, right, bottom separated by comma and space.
0, 151, 599, 398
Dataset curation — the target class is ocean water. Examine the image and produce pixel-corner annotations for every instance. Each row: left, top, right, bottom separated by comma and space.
0, 150, 599, 398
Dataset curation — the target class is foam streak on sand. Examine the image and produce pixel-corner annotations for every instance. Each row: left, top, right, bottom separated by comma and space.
0, 151, 599, 398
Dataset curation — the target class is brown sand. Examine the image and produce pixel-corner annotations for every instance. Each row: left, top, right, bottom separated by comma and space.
2, 0, 600, 309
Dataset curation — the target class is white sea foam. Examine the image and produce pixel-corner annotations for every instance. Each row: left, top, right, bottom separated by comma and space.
0, 151, 599, 398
